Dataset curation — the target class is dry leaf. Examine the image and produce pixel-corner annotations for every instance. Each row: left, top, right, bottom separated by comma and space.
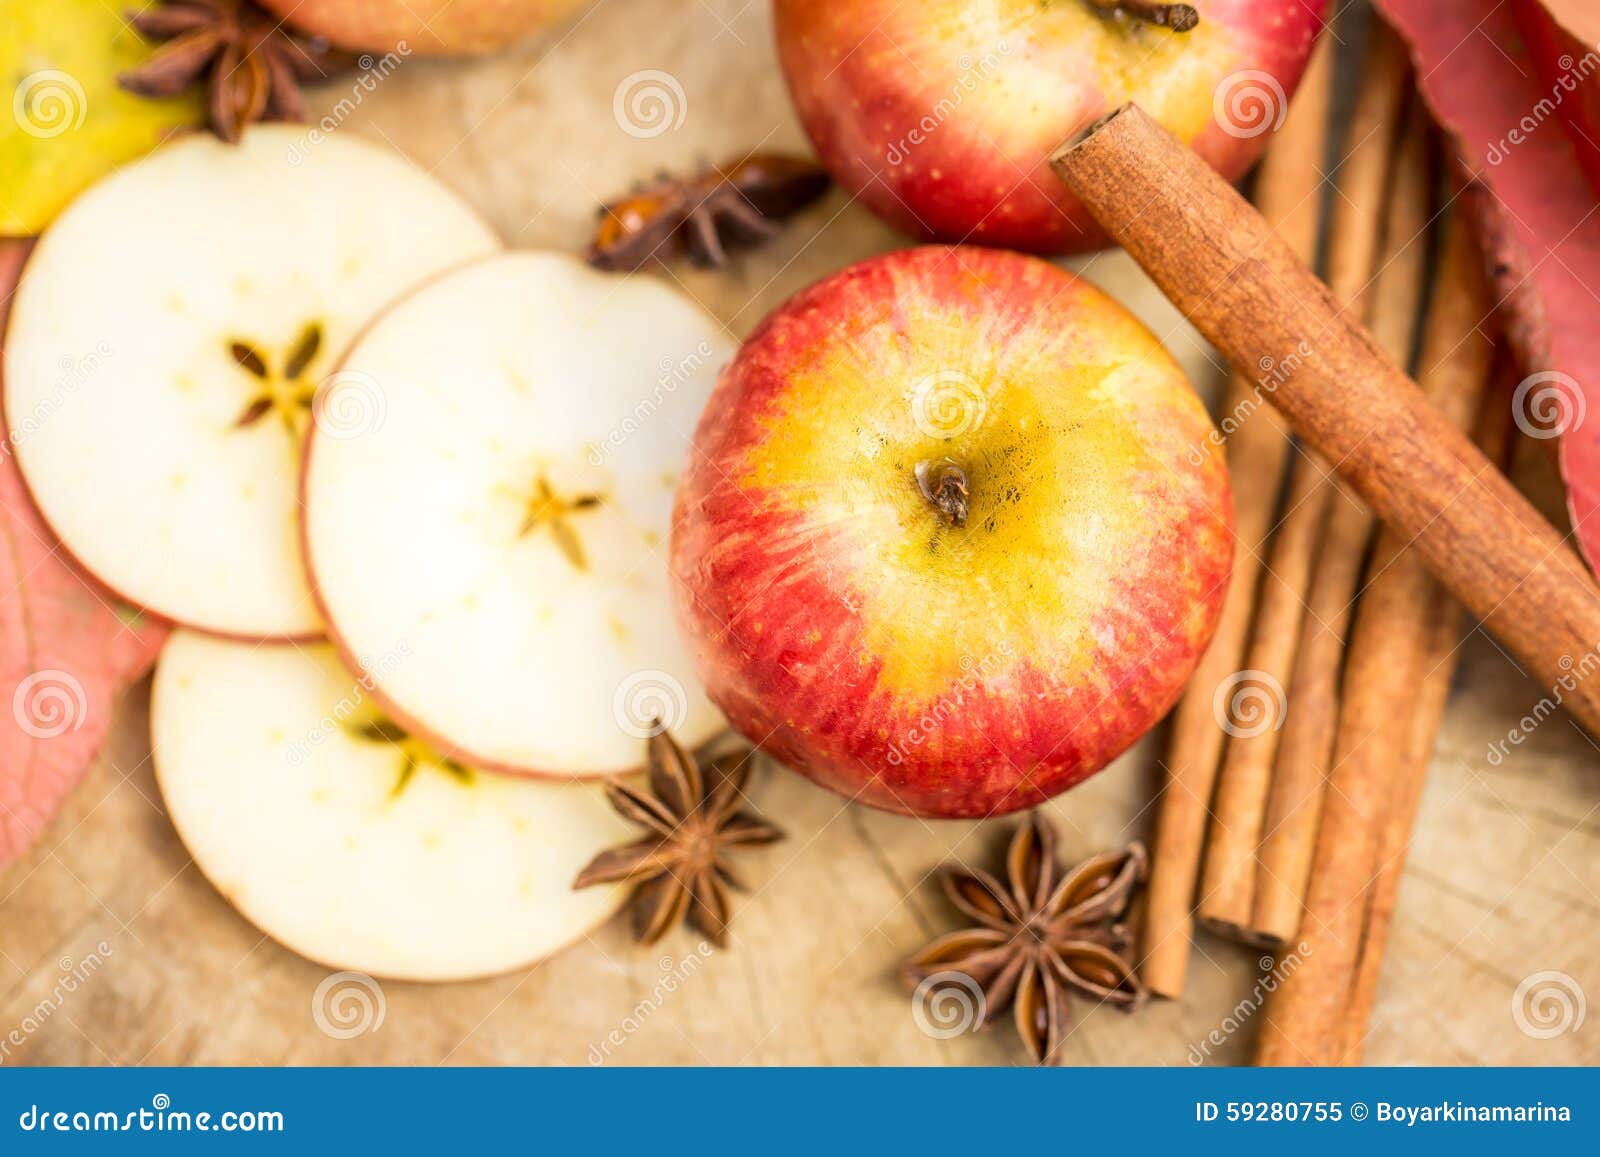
1378, 0, 1600, 570
0, 238, 169, 865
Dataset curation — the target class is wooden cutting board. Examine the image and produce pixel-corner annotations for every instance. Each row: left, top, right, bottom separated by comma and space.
1, 0, 1595, 1067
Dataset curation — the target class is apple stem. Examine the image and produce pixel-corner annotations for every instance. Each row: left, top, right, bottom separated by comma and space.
1081, 0, 1199, 32
918, 461, 970, 529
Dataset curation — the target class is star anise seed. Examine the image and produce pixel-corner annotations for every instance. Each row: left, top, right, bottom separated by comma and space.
574, 726, 783, 946
586, 153, 831, 272
120, 0, 354, 144
903, 813, 1147, 1065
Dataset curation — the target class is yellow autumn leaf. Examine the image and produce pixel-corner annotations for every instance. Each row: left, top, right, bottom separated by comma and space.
0, 0, 201, 235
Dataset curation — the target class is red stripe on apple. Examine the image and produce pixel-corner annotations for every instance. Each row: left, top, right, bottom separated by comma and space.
670, 246, 1232, 819
775, 0, 1327, 254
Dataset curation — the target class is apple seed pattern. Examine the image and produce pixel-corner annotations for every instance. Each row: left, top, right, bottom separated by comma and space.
228, 322, 322, 436
519, 477, 603, 572
342, 716, 474, 799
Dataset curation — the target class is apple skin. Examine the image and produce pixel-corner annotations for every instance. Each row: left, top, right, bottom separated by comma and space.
670, 247, 1232, 818
257, 0, 588, 55
775, 0, 1326, 254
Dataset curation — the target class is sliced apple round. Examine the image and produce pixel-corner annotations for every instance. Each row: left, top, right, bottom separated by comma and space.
152, 631, 631, 981
2, 126, 500, 639
303, 252, 730, 777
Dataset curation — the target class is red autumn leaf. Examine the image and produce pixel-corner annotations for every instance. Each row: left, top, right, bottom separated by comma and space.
0, 237, 168, 867
1514, 0, 1600, 197
1377, 0, 1600, 573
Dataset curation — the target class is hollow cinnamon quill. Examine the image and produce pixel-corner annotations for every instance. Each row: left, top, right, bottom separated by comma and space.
1050, 105, 1600, 740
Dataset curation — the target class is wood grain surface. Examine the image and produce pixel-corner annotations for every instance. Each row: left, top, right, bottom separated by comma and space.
1, 0, 1595, 1067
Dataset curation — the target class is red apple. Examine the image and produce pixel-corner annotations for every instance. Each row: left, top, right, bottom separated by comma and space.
670, 247, 1232, 818
257, 0, 588, 55
775, 0, 1326, 254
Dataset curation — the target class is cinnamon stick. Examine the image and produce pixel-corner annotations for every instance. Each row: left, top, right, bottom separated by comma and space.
1249, 97, 1433, 947
1334, 600, 1460, 1061
1339, 363, 1515, 1064
1049, 106, 1600, 737
1253, 211, 1494, 1066
1196, 30, 1409, 940
1138, 35, 1335, 999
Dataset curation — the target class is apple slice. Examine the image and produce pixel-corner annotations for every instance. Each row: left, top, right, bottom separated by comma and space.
2, 126, 500, 639
152, 631, 631, 981
303, 252, 731, 777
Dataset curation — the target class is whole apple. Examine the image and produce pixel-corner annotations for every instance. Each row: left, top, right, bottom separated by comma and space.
775, 0, 1326, 254
670, 247, 1232, 818
257, 0, 588, 55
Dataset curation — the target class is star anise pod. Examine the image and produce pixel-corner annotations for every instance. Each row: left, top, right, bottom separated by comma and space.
586, 153, 831, 272
119, 0, 354, 143
573, 727, 783, 946
903, 814, 1148, 1065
